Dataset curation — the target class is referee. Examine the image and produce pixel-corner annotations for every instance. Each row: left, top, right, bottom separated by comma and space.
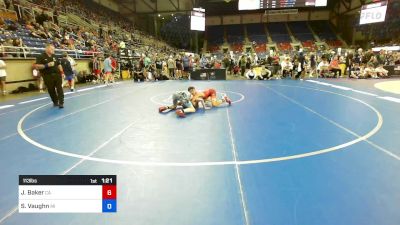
33, 44, 65, 108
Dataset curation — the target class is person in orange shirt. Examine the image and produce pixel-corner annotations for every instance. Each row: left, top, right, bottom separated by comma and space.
329, 55, 342, 78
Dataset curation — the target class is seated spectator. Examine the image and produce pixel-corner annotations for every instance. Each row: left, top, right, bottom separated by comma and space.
0, 39, 6, 57
363, 63, 378, 79
281, 57, 293, 78
260, 65, 272, 80
12, 38, 25, 57
375, 65, 389, 78
3, 38, 14, 57
317, 56, 331, 78
350, 63, 362, 79
214, 60, 221, 69
329, 55, 341, 77
133, 63, 144, 82
245, 68, 258, 80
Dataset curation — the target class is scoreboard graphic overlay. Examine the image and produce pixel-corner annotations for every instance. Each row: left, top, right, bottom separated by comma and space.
19, 175, 117, 213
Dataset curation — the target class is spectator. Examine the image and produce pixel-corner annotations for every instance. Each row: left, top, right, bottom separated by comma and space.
309, 54, 317, 77
345, 52, 354, 77
260, 65, 272, 80
375, 64, 389, 78
239, 55, 246, 76
329, 55, 341, 77
245, 67, 256, 80
60, 52, 75, 91
317, 56, 330, 78
53, 9, 59, 25
363, 63, 378, 79
133, 63, 144, 82
0, 59, 6, 95
167, 55, 175, 79
281, 57, 293, 78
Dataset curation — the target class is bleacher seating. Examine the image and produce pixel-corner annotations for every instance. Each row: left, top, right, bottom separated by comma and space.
302, 40, 317, 51
254, 43, 267, 53
231, 43, 243, 53
267, 22, 291, 43
288, 21, 314, 42
247, 23, 267, 44
310, 21, 338, 41
226, 24, 244, 44
207, 45, 221, 53
206, 25, 225, 45
204, 20, 349, 53
278, 42, 292, 51
326, 40, 343, 48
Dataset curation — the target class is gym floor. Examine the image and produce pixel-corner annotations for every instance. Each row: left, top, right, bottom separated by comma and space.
0, 79, 399, 225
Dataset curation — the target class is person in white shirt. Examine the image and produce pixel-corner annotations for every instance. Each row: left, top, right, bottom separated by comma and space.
245, 68, 259, 80
317, 56, 331, 78
281, 57, 293, 78
0, 59, 6, 95
375, 64, 389, 78
363, 63, 378, 79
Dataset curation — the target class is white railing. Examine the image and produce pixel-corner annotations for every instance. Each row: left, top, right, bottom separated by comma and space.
0, 46, 102, 59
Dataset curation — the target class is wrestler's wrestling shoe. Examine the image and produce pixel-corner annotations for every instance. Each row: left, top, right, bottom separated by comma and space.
176, 109, 186, 118
224, 96, 232, 106
159, 106, 168, 113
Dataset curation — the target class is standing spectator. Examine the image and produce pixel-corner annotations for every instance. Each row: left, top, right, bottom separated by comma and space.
98, 25, 103, 39
111, 56, 117, 79
53, 10, 59, 26
295, 52, 306, 79
199, 54, 207, 69
167, 56, 175, 79
0, 59, 6, 95
240, 55, 246, 77
155, 57, 162, 77
66, 53, 77, 77
245, 57, 251, 70
103, 54, 115, 85
345, 52, 354, 77
144, 54, 151, 77
33, 44, 64, 108
309, 54, 317, 77
60, 52, 75, 92
272, 53, 280, 78
91, 56, 101, 82
175, 55, 183, 79
36, 10, 48, 26
182, 54, 190, 78
354, 48, 363, 64
4, 0, 11, 10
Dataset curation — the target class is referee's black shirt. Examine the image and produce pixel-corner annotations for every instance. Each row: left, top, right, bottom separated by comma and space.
36, 53, 60, 76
